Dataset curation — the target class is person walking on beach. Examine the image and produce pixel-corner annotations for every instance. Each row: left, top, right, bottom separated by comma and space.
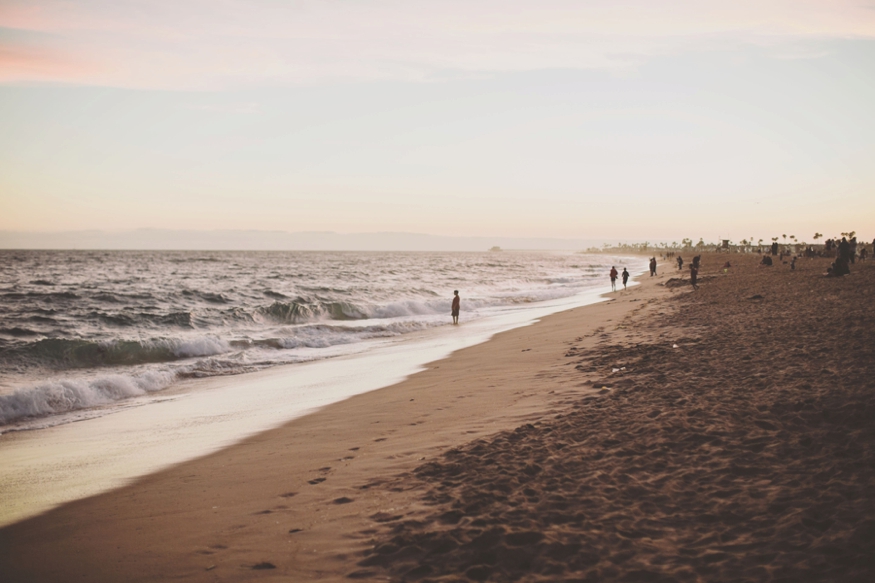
622, 268, 630, 290
451, 290, 460, 325
649, 257, 657, 277
610, 266, 618, 291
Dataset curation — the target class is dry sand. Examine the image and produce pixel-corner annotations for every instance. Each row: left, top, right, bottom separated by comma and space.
2, 253, 874, 582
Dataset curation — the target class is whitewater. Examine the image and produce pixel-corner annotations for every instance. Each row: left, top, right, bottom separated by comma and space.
0, 250, 640, 431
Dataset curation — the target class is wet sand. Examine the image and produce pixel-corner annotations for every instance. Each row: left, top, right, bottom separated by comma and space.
2, 253, 874, 582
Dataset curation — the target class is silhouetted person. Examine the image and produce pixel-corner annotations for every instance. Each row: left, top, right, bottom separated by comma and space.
690, 264, 699, 289
610, 266, 618, 291
827, 257, 850, 277
839, 237, 851, 263
677, 256, 683, 270
771, 241, 779, 256
622, 268, 630, 290
649, 257, 657, 276
451, 290, 460, 325
850, 237, 857, 264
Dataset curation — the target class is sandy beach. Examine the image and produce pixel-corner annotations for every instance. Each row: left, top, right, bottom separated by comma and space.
2, 252, 874, 582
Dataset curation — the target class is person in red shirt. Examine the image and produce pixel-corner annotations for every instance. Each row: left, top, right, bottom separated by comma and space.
610, 266, 618, 291
451, 290, 460, 325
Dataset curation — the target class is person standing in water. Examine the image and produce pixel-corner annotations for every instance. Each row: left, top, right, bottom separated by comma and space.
451, 290, 460, 325
610, 266, 618, 291
622, 267, 630, 290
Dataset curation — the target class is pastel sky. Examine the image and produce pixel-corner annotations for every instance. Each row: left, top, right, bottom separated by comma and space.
2, 1, 874, 243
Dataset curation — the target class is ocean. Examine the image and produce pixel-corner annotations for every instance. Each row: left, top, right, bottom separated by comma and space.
0, 250, 642, 430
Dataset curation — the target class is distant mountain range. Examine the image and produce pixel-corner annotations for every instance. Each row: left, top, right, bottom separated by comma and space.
0, 229, 605, 251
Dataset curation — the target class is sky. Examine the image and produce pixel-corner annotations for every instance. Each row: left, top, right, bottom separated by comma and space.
1, 1, 874, 246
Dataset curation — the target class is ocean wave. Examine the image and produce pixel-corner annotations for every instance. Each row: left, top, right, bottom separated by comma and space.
1, 336, 230, 368
258, 299, 369, 323
182, 290, 230, 304
0, 327, 40, 337
0, 369, 177, 426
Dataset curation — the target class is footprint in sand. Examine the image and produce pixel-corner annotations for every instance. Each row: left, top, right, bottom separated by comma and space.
308, 477, 326, 485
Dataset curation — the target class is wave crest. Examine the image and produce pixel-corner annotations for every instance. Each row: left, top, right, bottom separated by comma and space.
0, 370, 176, 426
2, 336, 230, 368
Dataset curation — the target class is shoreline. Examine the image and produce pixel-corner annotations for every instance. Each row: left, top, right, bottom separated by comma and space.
0, 263, 647, 529
0, 262, 668, 582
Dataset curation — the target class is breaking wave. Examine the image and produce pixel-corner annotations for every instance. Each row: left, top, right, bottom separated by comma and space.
0, 370, 177, 426
2, 336, 230, 368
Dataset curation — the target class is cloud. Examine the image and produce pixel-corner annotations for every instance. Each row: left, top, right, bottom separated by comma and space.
1, 0, 874, 89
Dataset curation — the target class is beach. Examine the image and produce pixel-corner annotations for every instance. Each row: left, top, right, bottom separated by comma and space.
1, 252, 873, 582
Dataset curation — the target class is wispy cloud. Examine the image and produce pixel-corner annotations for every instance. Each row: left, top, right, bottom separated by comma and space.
1, 1, 874, 89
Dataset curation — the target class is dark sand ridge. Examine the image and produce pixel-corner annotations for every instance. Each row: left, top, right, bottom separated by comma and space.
356, 253, 875, 582
0, 262, 665, 582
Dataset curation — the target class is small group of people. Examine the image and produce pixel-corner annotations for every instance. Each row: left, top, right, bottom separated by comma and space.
609, 266, 630, 291
649, 257, 658, 276
826, 236, 858, 277
822, 236, 873, 264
